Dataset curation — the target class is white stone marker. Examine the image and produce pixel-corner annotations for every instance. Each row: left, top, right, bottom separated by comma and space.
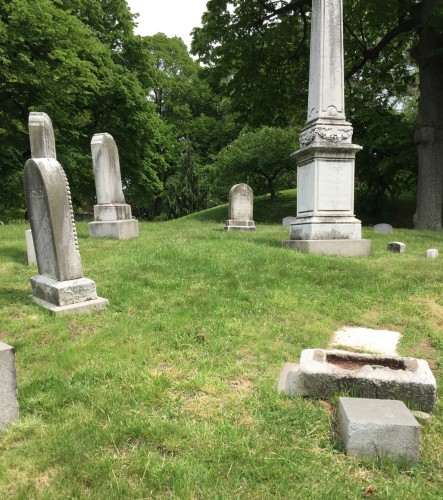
0, 342, 19, 432
224, 183, 256, 231
28, 112, 57, 159
426, 249, 438, 258
387, 241, 406, 253
88, 133, 138, 239
283, 0, 370, 256
25, 229, 37, 265
24, 157, 108, 315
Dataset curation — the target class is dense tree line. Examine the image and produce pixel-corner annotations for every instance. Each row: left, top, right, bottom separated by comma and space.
1, 0, 441, 229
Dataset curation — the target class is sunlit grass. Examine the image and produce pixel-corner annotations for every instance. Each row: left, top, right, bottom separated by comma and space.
0, 215, 442, 498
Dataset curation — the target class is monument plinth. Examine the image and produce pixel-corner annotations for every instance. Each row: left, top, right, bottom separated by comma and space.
284, 0, 370, 256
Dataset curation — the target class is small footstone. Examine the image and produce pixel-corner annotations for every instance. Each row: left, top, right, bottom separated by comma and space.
374, 223, 393, 233
426, 249, 438, 259
0, 342, 19, 432
338, 397, 420, 466
387, 242, 406, 253
277, 362, 300, 396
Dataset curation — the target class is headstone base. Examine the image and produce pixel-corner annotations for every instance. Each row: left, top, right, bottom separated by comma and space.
0, 342, 19, 432
93, 203, 132, 221
282, 239, 371, 257
290, 217, 362, 240
31, 275, 98, 306
32, 295, 109, 316
338, 397, 420, 466
89, 219, 139, 239
224, 220, 256, 231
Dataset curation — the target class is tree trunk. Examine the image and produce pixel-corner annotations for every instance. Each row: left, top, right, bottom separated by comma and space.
412, 0, 443, 230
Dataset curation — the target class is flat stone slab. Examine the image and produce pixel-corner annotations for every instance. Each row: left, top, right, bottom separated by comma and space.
330, 326, 401, 355
89, 219, 139, 239
338, 397, 420, 465
0, 342, 19, 432
32, 295, 109, 316
278, 349, 436, 412
283, 239, 371, 257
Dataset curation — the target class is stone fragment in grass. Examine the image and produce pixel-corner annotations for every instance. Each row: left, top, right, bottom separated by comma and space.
225, 183, 256, 231
280, 349, 436, 412
338, 397, 420, 466
387, 242, 406, 253
0, 342, 19, 432
373, 223, 393, 233
426, 249, 438, 258
330, 326, 401, 355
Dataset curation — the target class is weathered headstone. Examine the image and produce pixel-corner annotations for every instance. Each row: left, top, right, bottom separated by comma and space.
25, 229, 37, 265
224, 183, 256, 231
24, 157, 108, 315
88, 133, 138, 239
283, 0, 370, 256
29, 112, 57, 159
282, 216, 297, 227
338, 397, 420, 466
388, 241, 406, 253
0, 342, 19, 432
426, 248, 438, 259
374, 223, 393, 233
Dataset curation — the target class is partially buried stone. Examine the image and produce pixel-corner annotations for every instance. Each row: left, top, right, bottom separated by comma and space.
426, 249, 438, 259
373, 223, 393, 233
388, 242, 406, 253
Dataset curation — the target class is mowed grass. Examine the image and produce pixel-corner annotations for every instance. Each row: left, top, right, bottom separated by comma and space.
0, 213, 442, 498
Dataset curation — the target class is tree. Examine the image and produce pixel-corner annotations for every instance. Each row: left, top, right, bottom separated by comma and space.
192, 0, 443, 229
211, 126, 298, 202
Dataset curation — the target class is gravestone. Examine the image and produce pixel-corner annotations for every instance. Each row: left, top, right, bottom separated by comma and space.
88, 133, 138, 239
0, 342, 19, 432
374, 223, 393, 233
24, 157, 108, 315
224, 184, 256, 231
426, 249, 438, 259
283, 0, 370, 256
388, 241, 406, 253
282, 216, 297, 227
25, 229, 37, 265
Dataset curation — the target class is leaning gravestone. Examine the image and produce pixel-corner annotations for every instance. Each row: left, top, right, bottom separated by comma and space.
224, 183, 256, 231
24, 156, 108, 315
88, 133, 138, 239
0, 342, 19, 432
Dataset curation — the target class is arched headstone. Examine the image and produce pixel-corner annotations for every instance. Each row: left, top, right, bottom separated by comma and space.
224, 184, 256, 231
88, 133, 138, 239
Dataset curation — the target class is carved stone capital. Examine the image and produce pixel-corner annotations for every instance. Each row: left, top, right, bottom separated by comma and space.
299, 125, 353, 147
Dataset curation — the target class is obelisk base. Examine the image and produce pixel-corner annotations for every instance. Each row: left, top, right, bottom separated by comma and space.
89, 219, 139, 240
283, 239, 371, 257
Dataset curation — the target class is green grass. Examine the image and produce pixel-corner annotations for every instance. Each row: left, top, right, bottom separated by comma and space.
0, 208, 442, 498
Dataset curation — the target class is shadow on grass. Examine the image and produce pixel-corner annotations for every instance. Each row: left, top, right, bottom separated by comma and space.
0, 245, 27, 265
0, 287, 30, 306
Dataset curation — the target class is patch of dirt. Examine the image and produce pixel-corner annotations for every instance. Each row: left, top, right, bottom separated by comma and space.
35, 467, 57, 491
326, 353, 406, 371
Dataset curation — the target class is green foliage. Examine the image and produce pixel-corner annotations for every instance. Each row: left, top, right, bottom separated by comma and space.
211, 126, 299, 202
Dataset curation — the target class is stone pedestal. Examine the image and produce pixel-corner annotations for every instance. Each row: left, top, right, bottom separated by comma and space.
30, 275, 108, 315
224, 220, 256, 231
89, 203, 138, 239
0, 342, 19, 432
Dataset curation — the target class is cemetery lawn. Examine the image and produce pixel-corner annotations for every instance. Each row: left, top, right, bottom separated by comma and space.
1, 214, 442, 498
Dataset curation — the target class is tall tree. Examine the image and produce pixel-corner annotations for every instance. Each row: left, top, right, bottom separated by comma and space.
192, 0, 443, 229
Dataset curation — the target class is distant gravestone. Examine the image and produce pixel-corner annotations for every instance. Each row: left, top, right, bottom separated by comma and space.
25, 229, 36, 265
282, 216, 297, 227
29, 112, 57, 159
24, 157, 108, 315
0, 342, 19, 432
426, 249, 438, 259
88, 133, 138, 239
374, 223, 393, 233
388, 242, 406, 253
224, 183, 256, 231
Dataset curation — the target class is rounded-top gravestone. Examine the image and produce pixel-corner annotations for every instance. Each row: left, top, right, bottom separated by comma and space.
224, 183, 256, 231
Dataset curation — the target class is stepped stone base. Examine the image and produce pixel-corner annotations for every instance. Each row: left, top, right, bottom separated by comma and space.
89, 219, 139, 239
32, 295, 108, 316
224, 220, 256, 231
283, 239, 371, 257
31, 275, 97, 306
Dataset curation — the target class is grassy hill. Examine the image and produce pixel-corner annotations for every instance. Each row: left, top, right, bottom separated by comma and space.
0, 207, 442, 497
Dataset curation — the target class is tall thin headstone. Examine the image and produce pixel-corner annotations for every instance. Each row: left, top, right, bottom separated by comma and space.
283, 0, 370, 256
0, 342, 19, 432
224, 183, 256, 231
25, 113, 108, 315
88, 133, 138, 239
